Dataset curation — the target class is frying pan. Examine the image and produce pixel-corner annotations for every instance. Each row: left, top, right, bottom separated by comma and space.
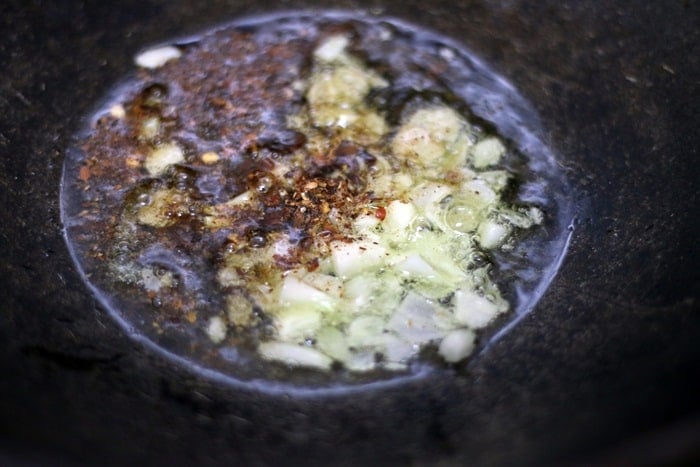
1, 0, 698, 465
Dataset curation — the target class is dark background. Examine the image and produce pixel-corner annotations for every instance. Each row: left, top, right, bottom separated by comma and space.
1, 1, 698, 465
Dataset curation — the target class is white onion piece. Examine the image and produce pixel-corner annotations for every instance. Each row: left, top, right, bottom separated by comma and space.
279, 275, 334, 308
453, 290, 502, 328
438, 329, 476, 362
330, 240, 387, 278
478, 220, 511, 249
387, 292, 450, 343
258, 342, 332, 370
471, 137, 506, 168
273, 307, 322, 342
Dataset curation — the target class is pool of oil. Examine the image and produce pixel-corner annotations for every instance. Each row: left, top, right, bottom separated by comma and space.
61, 12, 573, 394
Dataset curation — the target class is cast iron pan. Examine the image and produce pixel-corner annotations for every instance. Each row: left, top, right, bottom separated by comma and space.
1, 0, 698, 465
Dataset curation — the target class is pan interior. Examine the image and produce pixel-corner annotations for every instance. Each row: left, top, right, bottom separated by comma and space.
60, 12, 572, 393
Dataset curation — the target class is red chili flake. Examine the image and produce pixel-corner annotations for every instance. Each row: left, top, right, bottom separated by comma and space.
306, 258, 320, 272
375, 206, 386, 220
79, 165, 91, 182
445, 170, 463, 184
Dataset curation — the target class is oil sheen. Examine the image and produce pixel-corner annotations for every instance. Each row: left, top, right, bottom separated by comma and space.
61, 13, 572, 393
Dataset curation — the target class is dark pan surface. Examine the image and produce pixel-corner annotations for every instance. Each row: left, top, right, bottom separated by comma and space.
1, 0, 698, 465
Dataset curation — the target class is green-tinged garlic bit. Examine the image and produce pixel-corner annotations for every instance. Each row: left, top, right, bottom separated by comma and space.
410, 182, 454, 231
403, 231, 468, 287
393, 126, 443, 164
308, 66, 374, 110
500, 207, 544, 229
278, 275, 336, 310
392, 106, 471, 168
300, 271, 344, 298
273, 306, 323, 342
453, 289, 507, 328
381, 334, 415, 364
396, 254, 440, 280
441, 181, 498, 234
144, 142, 184, 176
307, 58, 387, 106
353, 111, 388, 144
258, 341, 333, 370
471, 137, 506, 168
305, 40, 388, 141
330, 240, 387, 279
445, 203, 481, 233
387, 292, 454, 344
134, 45, 182, 69
381, 176, 421, 202
343, 272, 403, 314
315, 327, 351, 362
226, 295, 255, 327
438, 329, 476, 362
217, 266, 243, 288
462, 179, 498, 206
363, 155, 405, 197
345, 351, 377, 372
477, 207, 543, 249
477, 219, 512, 249
346, 315, 388, 348
528, 207, 544, 225
136, 188, 185, 228
478, 170, 510, 193
342, 275, 379, 308
411, 183, 454, 210
207, 316, 227, 344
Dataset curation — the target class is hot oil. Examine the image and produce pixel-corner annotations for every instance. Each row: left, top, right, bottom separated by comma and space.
61, 13, 573, 394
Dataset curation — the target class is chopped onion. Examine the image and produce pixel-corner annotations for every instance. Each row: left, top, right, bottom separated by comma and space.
387, 292, 451, 343
453, 289, 502, 328
258, 342, 333, 370
471, 137, 506, 168
438, 329, 476, 362
330, 240, 387, 278
477, 219, 511, 249
273, 307, 323, 341
384, 200, 416, 232
279, 275, 334, 308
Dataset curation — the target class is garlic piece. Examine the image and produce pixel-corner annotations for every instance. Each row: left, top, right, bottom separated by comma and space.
135, 46, 182, 69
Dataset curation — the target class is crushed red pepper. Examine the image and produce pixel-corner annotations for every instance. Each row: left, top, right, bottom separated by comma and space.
207, 139, 381, 270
